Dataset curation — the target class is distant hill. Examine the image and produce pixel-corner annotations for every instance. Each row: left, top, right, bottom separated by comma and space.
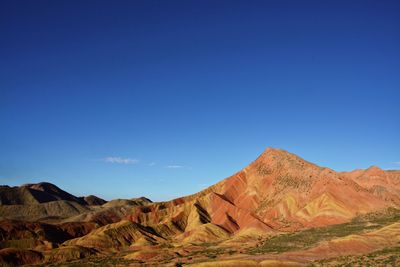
0, 182, 151, 223
0, 182, 106, 206
1, 148, 399, 266
81, 195, 107, 206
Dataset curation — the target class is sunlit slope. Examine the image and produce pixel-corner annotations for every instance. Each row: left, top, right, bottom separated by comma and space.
127, 148, 399, 242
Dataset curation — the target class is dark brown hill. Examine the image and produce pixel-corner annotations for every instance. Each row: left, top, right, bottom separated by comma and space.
0, 182, 106, 206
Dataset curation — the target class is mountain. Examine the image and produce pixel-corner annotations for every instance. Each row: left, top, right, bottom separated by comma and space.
0, 182, 110, 223
81, 195, 108, 206
0, 182, 152, 225
125, 148, 399, 238
1, 148, 399, 266
0, 182, 106, 206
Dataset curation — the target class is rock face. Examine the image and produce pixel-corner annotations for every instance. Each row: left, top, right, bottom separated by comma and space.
0, 183, 154, 265
125, 148, 399, 241
1, 148, 399, 266
0, 220, 96, 250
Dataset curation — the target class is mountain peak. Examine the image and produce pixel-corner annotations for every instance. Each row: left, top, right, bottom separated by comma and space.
367, 166, 383, 171
256, 147, 290, 161
23, 182, 60, 191
260, 147, 303, 159
262, 147, 287, 155
365, 165, 385, 176
248, 147, 321, 174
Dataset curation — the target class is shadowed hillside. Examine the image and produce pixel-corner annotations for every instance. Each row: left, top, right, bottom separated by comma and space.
0, 182, 105, 206
1, 148, 399, 266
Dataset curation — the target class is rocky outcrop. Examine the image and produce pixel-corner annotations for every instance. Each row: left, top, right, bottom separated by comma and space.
127, 148, 399, 240
1, 147, 399, 266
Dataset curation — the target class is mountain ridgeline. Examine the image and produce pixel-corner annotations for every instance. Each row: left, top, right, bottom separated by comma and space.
0, 182, 106, 206
1, 148, 399, 266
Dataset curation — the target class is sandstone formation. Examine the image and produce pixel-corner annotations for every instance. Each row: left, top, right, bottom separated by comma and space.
1, 148, 399, 266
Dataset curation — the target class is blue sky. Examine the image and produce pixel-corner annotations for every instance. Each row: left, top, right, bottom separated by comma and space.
0, 0, 399, 201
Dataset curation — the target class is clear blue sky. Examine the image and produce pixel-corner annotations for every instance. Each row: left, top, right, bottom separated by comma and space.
1, 0, 399, 201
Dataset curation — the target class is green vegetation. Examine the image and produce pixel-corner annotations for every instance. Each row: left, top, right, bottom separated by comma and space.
309, 246, 400, 267
196, 242, 218, 247
255, 164, 272, 176
33, 256, 143, 267
249, 208, 400, 254
274, 173, 311, 190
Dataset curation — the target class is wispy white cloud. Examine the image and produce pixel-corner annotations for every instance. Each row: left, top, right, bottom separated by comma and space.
103, 157, 139, 165
393, 161, 400, 165
166, 165, 184, 169
148, 162, 156, 166
165, 165, 192, 170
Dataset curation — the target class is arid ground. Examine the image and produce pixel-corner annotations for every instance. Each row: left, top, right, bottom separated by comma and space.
1, 148, 400, 266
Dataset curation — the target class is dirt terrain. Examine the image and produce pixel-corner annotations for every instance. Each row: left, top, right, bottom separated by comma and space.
1, 148, 399, 266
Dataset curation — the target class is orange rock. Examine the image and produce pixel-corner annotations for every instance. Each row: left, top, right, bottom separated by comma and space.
127, 148, 399, 241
